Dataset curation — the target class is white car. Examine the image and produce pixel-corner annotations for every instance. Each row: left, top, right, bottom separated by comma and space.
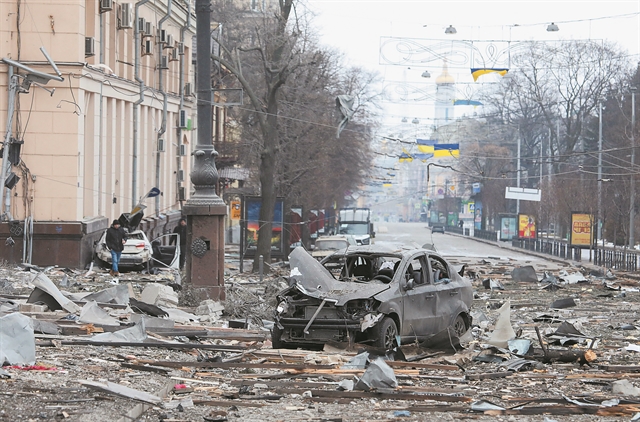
94, 213, 180, 271
95, 229, 150, 271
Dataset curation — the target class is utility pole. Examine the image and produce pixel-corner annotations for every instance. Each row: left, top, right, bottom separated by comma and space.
631, 87, 637, 248
516, 128, 521, 215
598, 101, 603, 242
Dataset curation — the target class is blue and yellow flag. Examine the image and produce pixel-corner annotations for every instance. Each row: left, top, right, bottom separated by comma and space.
470, 68, 508, 82
416, 139, 436, 153
398, 148, 414, 163
414, 153, 434, 162
433, 143, 460, 158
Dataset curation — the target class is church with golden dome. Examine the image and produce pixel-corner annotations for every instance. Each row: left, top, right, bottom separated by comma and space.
434, 61, 456, 129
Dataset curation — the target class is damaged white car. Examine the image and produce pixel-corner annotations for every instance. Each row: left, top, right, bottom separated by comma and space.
273, 246, 473, 350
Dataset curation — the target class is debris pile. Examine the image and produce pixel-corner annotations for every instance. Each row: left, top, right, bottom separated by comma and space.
2, 256, 640, 420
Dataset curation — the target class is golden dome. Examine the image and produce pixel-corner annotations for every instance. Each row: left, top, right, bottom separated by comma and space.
436, 61, 455, 85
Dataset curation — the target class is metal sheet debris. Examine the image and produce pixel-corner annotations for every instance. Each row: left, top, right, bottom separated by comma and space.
487, 300, 516, 348
0, 312, 36, 365
78, 300, 120, 326
28, 272, 81, 313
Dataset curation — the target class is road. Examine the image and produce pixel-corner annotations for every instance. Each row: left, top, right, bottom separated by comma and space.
375, 222, 568, 271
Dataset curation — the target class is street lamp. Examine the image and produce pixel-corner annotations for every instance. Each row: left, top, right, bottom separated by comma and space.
546, 22, 559, 32
444, 25, 457, 35
421, 70, 431, 78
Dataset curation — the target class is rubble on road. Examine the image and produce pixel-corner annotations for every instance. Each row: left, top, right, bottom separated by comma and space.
2, 253, 640, 421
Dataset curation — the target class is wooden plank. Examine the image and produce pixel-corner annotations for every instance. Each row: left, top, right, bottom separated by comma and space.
598, 365, 640, 372
386, 361, 460, 371
59, 340, 247, 352
149, 361, 335, 370
120, 362, 172, 374
273, 388, 471, 403
465, 372, 513, 380
192, 399, 264, 408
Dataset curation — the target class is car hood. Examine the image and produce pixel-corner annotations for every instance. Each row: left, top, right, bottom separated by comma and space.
289, 247, 389, 306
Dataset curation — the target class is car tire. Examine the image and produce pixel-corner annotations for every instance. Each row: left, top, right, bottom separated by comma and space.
453, 314, 467, 337
372, 317, 397, 349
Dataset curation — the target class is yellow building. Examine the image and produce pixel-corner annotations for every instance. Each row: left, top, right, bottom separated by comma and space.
0, 0, 198, 266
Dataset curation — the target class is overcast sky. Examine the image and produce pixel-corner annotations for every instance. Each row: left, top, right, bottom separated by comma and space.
307, 1, 640, 133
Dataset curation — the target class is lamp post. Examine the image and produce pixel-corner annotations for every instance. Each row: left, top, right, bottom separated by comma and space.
182, 0, 227, 301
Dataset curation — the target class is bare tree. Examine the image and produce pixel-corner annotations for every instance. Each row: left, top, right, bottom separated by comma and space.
211, 1, 378, 265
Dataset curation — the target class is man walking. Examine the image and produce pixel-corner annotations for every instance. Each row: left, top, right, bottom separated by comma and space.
106, 219, 127, 276
172, 217, 187, 269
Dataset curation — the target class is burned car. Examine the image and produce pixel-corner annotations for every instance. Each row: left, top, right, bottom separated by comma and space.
273, 246, 473, 349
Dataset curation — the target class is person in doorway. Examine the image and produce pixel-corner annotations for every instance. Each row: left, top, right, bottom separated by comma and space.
106, 219, 127, 276
171, 217, 187, 269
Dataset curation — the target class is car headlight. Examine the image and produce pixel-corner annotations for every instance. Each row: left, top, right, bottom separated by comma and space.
361, 238, 370, 245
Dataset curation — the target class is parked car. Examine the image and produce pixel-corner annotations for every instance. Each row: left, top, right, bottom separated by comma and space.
311, 235, 356, 261
431, 223, 445, 234
273, 245, 473, 350
94, 213, 179, 271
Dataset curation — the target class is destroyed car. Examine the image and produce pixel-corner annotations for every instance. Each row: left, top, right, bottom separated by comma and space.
311, 235, 356, 261
273, 246, 473, 349
94, 213, 180, 271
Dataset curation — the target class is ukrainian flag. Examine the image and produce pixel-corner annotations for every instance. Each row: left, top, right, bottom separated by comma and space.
470, 68, 509, 82
416, 139, 436, 153
414, 153, 434, 162
433, 144, 460, 158
398, 148, 414, 163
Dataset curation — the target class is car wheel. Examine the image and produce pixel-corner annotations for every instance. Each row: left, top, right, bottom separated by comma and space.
453, 314, 467, 337
372, 317, 397, 349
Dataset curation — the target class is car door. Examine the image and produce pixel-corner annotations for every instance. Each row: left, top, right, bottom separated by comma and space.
401, 253, 439, 339
150, 233, 180, 270
428, 254, 460, 332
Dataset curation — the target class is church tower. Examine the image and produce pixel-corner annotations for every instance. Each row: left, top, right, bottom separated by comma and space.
434, 61, 455, 129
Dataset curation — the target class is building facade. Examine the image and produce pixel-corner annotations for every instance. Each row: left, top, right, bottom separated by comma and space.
0, 0, 199, 267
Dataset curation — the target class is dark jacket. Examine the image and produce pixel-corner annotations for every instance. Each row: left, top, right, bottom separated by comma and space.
172, 224, 187, 246
106, 226, 127, 252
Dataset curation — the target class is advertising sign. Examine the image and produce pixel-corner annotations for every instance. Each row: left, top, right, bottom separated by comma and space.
500, 216, 517, 241
241, 197, 285, 258
230, 201, 241, 220
570, 212, 594, 248
518, 214, 536, 239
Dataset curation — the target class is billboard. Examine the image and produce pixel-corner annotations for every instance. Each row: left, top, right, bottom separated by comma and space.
570, 212, 594, 248
500, 215, 517, 241
518, 214, 536, 239
241, 197, 285, 258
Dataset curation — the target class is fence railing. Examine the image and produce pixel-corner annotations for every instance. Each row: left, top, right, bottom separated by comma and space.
464, 228, 640, 271
473, 229, 498, 242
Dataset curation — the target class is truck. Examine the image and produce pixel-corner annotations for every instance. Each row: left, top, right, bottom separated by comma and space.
337, 208, 375, 245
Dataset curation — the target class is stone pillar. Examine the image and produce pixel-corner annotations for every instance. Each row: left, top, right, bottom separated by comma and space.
183, 0, 226, 302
